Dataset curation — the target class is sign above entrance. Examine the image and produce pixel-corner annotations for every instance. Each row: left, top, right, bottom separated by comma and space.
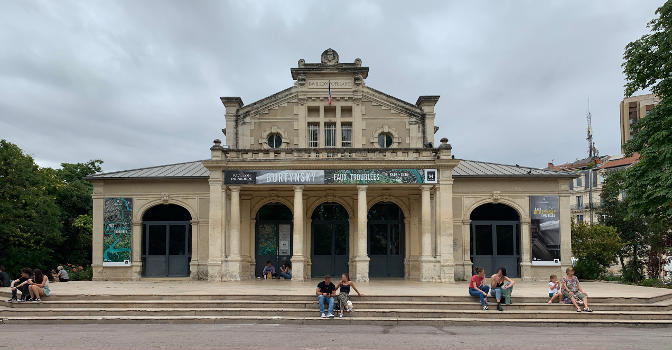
307, 80, 353, 89
224, 169, 437, 185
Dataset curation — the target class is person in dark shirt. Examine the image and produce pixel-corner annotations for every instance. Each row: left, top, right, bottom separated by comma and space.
315, 275, 336, 318
0, 265, 10, 287
8, 267, 32, 302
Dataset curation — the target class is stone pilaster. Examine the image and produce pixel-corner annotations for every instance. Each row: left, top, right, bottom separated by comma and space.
131, 221, 142, 280
291, 185, 306, 280
207, 176, 224, 281
189, 220, 200, 280
225, 186, 243, 280
419, 185, 439, 281
461, 219, 473, 280
353, 185, 370, 282
520, 219, 533, 281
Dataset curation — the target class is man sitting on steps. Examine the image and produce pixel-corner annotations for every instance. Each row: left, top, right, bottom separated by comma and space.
316, 275, 336, 318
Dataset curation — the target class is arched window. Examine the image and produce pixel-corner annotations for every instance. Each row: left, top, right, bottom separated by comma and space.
267, 133, 282, 148
378, 132, 393, 148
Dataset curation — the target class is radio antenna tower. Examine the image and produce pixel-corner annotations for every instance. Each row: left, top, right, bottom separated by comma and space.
586, 97, 598, 159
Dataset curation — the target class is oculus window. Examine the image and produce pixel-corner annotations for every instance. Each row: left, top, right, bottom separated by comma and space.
378, 132, 393, 148
267, 133, 282, 148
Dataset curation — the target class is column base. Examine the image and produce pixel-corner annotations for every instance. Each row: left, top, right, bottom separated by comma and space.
131, 263, 142, 281
419, 256, 440, 282
207, 261, 222, 281
439, 262, 455, 283
290, 255, 306, 281
461, 260, 473, 281
223, 256, 246, 281
521, 262, 533, 281
92, 264, 104, 281
352, 256, 370, 282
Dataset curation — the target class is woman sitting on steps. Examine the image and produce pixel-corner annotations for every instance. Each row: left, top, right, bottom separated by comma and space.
562, 267, 593, 312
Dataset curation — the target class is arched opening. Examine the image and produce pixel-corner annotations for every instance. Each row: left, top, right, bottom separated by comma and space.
255, 203, 292, 278
368, 202, 405, 277
142, 204, 192, 277
311, 202, 349, 278
470, 203, 520, 277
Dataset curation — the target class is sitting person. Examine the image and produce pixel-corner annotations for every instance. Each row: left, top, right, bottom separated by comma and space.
468, 267, 490, 310
489, 267, 515, 311
0, 265, 10, 287
315, 275, 336, 318
562, 267, 592, 312
27, 269, 50, 302
262, 261, 276, 279
335, 273, 363, 318
55, 266, 69, 282
278, 262, 292, 280
7, 267, 32, 302
548, 274, 561, 303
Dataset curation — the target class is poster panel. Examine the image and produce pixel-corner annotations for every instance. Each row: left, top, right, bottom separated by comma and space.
224, 169, 433, 185
278, 224, 291, 256
103, 198, 133, 266
530, 196, 561, 265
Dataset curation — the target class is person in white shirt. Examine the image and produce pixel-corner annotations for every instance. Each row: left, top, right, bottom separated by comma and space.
548, 274, 561, 303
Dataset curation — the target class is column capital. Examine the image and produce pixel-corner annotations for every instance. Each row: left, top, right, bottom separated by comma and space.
208, 178, 223, 185
357, 185, 367, 191
293, 185, 304, 191
421, 184, 432, 192
229, 185, 241, 192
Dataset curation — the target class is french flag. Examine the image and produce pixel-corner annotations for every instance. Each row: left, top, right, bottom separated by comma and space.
328, 80, 332, 105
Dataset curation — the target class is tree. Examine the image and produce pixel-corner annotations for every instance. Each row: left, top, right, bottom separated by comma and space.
622, 1, 672, 225
571, 221, 623, 280
0, 140, 63, 275
52, 160, 102, 266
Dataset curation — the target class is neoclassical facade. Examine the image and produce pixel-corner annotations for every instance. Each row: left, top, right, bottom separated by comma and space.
90, 49, 574, 282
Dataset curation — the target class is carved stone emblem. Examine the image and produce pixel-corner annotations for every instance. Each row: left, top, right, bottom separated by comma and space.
161, 193, 170, 204
491, 191, 501, 202
321, 48, 339, 65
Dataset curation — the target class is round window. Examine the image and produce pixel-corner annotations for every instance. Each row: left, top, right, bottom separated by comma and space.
378, 132, 393, 148
267, 133, 282, 148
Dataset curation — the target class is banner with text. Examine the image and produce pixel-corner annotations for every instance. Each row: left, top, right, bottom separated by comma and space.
224, 169, 437, 185
103, 198, 133, 266
530, 196, 561, 265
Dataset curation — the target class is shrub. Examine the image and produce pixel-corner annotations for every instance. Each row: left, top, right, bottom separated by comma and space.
571, 222, 624, 280
63, 264, 92, 281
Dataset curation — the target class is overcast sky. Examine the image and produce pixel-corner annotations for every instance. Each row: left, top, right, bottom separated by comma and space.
0, 1, 662, 172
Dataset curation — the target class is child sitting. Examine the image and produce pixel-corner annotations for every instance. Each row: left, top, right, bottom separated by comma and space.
547, 274, 561, 303
262, 260, 276, 279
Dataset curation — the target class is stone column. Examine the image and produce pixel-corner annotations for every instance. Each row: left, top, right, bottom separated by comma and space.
291, 185, 306, 281
559, 194, 572, 275
461, 219, 472, 280
131, 221, 142, 280
189, 220, 199, 280
438, 179, 455, 282
520, 219, 533, 281
419, 185, 437, 281
353, 185, 370, 282
91, 187, 104, 280
207, 177, 224, 281
226, 186, 242, 280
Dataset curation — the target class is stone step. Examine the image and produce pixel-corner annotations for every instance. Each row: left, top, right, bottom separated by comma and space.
5, 300, 670, 312
2, 315, 672, 327
4, 307, 671, 320
3, 291, 667, 304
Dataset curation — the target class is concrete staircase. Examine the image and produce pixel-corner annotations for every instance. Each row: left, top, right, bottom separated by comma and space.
2, 292, 672, 326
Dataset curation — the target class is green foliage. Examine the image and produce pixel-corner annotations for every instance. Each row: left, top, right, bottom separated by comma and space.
571, 221, 623, 280
62, 264, 93, 281
622, 1, 672, 224
0, 140, 63, 275
0, 139, 102, 276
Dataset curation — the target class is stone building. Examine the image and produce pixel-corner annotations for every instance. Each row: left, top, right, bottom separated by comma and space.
89, 49, 574, 282
620, 93, 659, 151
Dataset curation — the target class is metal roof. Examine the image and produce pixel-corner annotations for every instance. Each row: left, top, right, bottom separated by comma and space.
88, 159, 570, 180
452, 159, 572, 178
86, 161, 209, 179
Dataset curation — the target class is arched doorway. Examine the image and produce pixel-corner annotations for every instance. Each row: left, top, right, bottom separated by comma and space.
368, 202, 405, 277
142, 204, 192, 277
470, 203, 520, 277
311, 202, 349, 278
255, 203, 293, 278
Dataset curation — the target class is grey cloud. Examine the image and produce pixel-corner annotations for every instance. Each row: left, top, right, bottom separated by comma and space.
0, 0, 661, 171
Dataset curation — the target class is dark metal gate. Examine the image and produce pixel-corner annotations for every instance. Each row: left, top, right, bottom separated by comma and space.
142, 221, 191, 277
470, 220, 520, 277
